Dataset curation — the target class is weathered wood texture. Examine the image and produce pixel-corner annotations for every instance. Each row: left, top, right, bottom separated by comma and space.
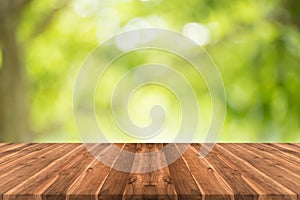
0, 143, 299, 199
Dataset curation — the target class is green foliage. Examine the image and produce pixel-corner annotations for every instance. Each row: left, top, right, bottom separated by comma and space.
15, 0, 300, 142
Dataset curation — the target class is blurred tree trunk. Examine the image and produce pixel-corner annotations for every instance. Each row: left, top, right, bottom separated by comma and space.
0, 0, 68, 141
0, 1, 30, 141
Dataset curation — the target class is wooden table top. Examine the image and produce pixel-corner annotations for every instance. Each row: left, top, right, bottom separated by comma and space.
0, 143, 299, 200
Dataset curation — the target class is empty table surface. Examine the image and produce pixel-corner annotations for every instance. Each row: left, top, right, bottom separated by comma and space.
0, 143, 299, 199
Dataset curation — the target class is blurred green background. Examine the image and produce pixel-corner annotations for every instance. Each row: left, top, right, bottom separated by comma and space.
0, 0, 300, 142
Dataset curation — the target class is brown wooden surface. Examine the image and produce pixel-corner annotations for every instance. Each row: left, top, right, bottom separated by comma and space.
0, 143, 299, 200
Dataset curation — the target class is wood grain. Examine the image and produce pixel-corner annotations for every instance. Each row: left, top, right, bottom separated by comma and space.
123, 144, 177, 200
164, 144, 202, 199
0, 143, 299, 200
179, 144, 233, 199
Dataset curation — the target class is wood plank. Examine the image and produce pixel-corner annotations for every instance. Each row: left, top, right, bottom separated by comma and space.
269, 144, 300, 161
192, 144, 259, 200
67, 144, 122, 199
0, 144, 76, 200
292, 143, 300, 148
257, 144, 300, 165
0, 143, 28, 153
98, 144, 136, 199
3, 144, 109, 200
272, 144, 300, 157
0, 143, 38, 164
214, 144, 296, 199
0, 143, 9, 148
245, 144, 300, 176
0, 143, 59, 176
0, 144, 57, 178
123, 143, 177, 200
3, 144, 88, 200
178, 144, 233, 199
41, 144, 110, 200
0, 143, 299, 199
164, 144, 201, 199
223, 144, 300, 198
